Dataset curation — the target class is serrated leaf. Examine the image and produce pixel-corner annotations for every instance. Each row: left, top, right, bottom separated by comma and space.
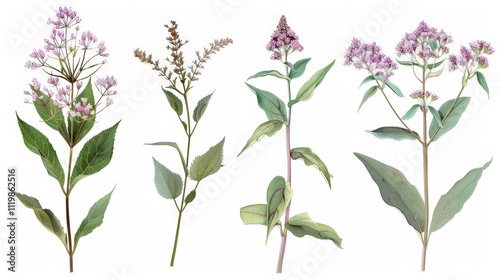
240, 204, 268, 225
70, 121, 120, 192
17, 114, 65, 188
358, 85, 378, 112
429, 97, 470, 142
290, 147, 332, 189
402, 104, 420, 120
266, 176, 292, 243
74, 188, 114, 251
354, 153, 425, 233
189, 138, 225, 181
245, 83, 287, 122
30, 85, 68, 140
430, 158, 492, 234
185, 190, 196, 204
359, 75, 375, 88
69, 79, 95, 145
289, 58, 311, 79
14, 192, 67, 248
145, 142, 188, 176
153, 157, 183, 199
295, 60, 335, 102
193, 92, 213, 122
162, 87, 183, 116
476, 71, 489, 98
366, 126, 420, 141
285, 213, 342, 248
428, 106, 443, 128
247, 70, 290, 81
238, 120, 284, 156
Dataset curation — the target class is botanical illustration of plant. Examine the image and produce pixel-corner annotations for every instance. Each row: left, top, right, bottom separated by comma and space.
16, 7, 120, 272
239, 15, 342, 273
134, 21, 232, 267
345, 21, 494, 271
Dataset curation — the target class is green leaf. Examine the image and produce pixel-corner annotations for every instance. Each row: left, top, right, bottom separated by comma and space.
14, 192, 67, 248
189, 138, 225, 181
69, 79, 95, 145
377, 78, 404, 97
359, 75, 375, 88
162, 87, 183, 116
285, 213, 342, 248
30, 85, 68, 140
185, 190, 196, 204
366, 126, 420, 141
193, 92, 213, 122
145, 142, 188, 176
284, 61, 295, 70
427, 59, 445, 70
289, 58, 311, 79
428, 106, 443, 128
70, 121, 120, 192
245, 83, 287, 122
247, 70, 290, 81
295, 60, 335, 102
476, 71, 489, 98
354, 153, 425, 233
290, 147, 332, 189
402, 104, 420, 120
426, 66, 444, 79
266, 176, 292, 243
429, 97, 470, 142
17, 114, 65, 188
74, 188, 114, 251
396, 59, 419, 67
152, 157, 183, 199
288, 99, 300, 107
430, 158, 492, 234
238, 120, 284, 156
240, 204, 269, 226
428, 40, 438, 51
358, 85, 378, 112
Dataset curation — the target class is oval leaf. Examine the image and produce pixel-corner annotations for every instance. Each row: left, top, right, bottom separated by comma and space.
153, 157, 183, 199
247, 70, 290, 81
162, 87, 183, 116
240, 204, 268, 226
402, 104, 421, 120
238, 120, 284, 156
366, 126, 420, 141
285, 213, 342, 248
189, 138, 225, 181
245, 83, 287, 122
358, 85, 378, 112
193, 92, 213, 122
354, 153, 425, 233
185, 190, 196, 204
430, 158, 492, 234
266, 177, 292, 243
290, 147, 332, 188
145, 141, 187, 176
429, 97, 470, 142
289, 58, 311, 79
295, 60, 335, 102
476, 71, 489, 98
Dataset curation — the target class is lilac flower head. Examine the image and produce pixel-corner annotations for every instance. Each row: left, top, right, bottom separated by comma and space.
47, 76, 60, 86
396, 21, 452, 59
32, 78, 41, 91
448, 40, 494, 73
79, 31, 98, 50
344, 38, 398, 82
409, 89, 438, 106
265, 15, 303, 60
97, 41, 109, 57
48, 6, 81, 29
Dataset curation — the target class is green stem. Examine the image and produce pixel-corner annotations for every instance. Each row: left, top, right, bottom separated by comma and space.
170, 210, 183, 267
66, 147, 74, 273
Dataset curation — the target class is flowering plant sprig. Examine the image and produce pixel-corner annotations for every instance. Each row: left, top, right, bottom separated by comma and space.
16, 7, 120, 272
239, 15, 342, 273
134, 21, 232, 266
345, 21, 494, 271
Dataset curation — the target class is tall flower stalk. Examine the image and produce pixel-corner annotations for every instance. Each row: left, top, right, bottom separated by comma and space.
134, 21, 232, 266
345, 21, 494, 271
239, 15, 342, 273
16, 7, 120, 272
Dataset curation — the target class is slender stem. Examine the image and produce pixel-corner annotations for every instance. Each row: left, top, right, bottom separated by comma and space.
170, 210, 183, 267
65, 147, 74, 273
421, 107, 429, 272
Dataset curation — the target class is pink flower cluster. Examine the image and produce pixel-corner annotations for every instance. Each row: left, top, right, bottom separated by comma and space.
69, 97, 93, 120
396, 21, 453, 59
344, 38, 398, 82
265, 15, 304, 60
448, 40, 494, 72
95, 76, 118, 107
409, 89, 438, 106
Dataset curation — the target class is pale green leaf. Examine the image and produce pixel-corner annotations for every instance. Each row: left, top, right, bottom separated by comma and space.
402, 104, 421, 120
295, 60, 335, 101
429, 97, 470, 142
290, 147, 332, 188
366, 126, 420, 141
238, 120, 284, 156
153, 157, 183, 199
162, 87, 183, 116
285, 213, 342, 248
193, 92, 213, 122
358, 85, 378, 112
266, 177, 292, 243
245, 83, 287, 122
247, 70, 290, 81
189, 138, 225, 181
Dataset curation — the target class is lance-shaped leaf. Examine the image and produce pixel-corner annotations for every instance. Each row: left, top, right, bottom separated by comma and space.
70, 121, 120, 192
145, 142, 188, 176
428, 106, 443, 128
162, 87, 183, 116
193, 92, 213, 122
290, 147, 332, 189
354, 153, 425, 233
17, 114, 65, 188
238, 120, 284, 156
429, 97, 470, 142
295, 60, 335, 102
366, 126, 420, 141
285, 213, 342, 248
245, 83, 287, 122
266, 176, 292, 243
427, 67, 444, 79
189, 138, 225, 181
358, 85, 378, 112
14, 192, 67, 248
375, 76, 404, 97
427, 59, 445, 70
247, 70, 290, 81
402, 104, 420, 120
153, 158, 183, 199
476, 71, 489, 98
31, 85, 68, 140
359, 75, 375, 88
240, 204, 268, 226
289, 58, 311, 79
396, 59, 419, 67
74, 188, 114, 251
430, 158, 492, 234
69, 79, 95, 145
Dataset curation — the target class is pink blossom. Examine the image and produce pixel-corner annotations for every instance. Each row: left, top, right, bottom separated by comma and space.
395, 21, 452, 58
47, 76, 60, 86
106, 97, 114, 106
79, 31, 98, 49
265, 15, 303, 60
97, 41, 109, 57
32, 78, 41, 91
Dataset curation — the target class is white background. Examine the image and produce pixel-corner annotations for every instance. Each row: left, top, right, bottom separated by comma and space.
1, 0, 500, 279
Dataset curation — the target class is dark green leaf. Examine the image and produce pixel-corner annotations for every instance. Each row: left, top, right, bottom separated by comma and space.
185, 190, 196, 204
30, 85, 68, 140
285, 213, 342, 248
358, 85, 378, 112
359, 75, 375, 88
162, 87, 183, 116
240, 204, 268, 226
366, 126, 419, 141
189, 138, 224, 181
288, 99, 300, 107
17, 114, 65, 188
153, 157, 183, 199
295, 60, 335, 102
245, 83, 287, 122
429, 97, 470, 142
396, 59, 419, 67
290, 147, 332, 189
289, 58, 312, 79
145, 142, 188, 176
193, 92, 213, 122
247, 70, 290, 81
266, 176, 292, 243
69, 79, 95, 145
379, 78, 404, 97
430, 158, 492, 234
428, 106, 443, 128
238, 120, 284, 156
284, 61, 295, 70
476, 71, 489, 98
354, 153, 425, 233
402, 104, 421, 120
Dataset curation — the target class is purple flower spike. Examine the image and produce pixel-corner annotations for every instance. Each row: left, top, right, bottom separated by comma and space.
265, 15, 303, 60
